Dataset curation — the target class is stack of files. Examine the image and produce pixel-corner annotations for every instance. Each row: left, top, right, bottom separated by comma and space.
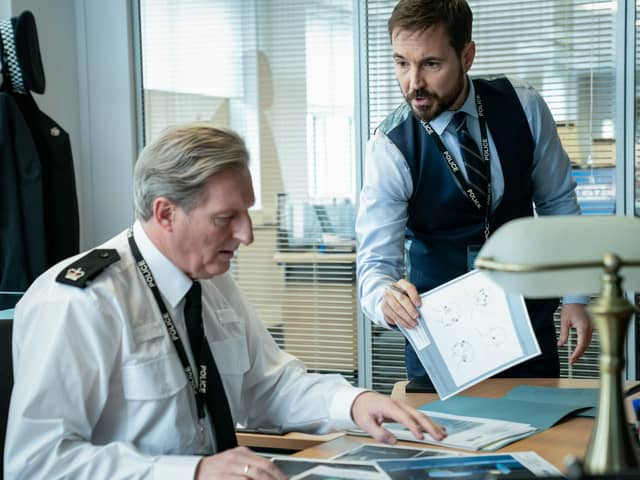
372, 410, 537, 451
349, 410, 537, 451
417, 384, 598, 450
350, 385, 597, 451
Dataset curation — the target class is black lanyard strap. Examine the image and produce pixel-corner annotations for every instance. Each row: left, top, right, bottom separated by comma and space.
127, 227, 239, 452
127, 228, 207, 420
420, 87, 492, 239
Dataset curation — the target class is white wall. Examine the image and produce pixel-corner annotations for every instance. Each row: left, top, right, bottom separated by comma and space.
0, 1, 10, 20
7, 0, 137, 249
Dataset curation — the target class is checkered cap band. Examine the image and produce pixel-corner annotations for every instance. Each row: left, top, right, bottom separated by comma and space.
0, 18, 26, 93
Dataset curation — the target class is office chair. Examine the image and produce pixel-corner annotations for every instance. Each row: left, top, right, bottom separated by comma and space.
0, 319, 13, 480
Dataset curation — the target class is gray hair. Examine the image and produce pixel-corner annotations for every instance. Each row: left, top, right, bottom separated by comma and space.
133, 122, 249, 220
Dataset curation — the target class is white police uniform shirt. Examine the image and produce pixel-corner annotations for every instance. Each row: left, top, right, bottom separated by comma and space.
5, 221, 363, 480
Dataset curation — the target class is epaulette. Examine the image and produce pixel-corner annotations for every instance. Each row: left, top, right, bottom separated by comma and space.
56, 249, 120, 288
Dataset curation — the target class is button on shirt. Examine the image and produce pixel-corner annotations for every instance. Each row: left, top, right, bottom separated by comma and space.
5, 221, 363, 480
356, 76, 586, 328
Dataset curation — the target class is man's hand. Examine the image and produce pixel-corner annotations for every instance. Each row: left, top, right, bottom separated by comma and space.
558, 303, 593, 364
195, 446, 286, 480
351, 391, 446, 445
381, 280, 422, 329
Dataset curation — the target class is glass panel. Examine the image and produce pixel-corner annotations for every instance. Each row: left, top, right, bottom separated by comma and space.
137, 0, 358, 383
365, 0, 615, 391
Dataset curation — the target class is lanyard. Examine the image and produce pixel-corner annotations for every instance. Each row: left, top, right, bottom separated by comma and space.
127, 228, 208, 421
420, 91, 492, 239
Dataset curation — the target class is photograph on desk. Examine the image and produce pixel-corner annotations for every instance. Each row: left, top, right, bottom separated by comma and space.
375, 451, 562, 479
331, 443, 460, 461
291, 464, 383, 479
398, 270, 540, 400
270, 456, 384, 478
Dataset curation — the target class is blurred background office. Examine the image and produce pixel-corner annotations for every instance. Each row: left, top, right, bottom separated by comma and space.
1, 0, 639, 397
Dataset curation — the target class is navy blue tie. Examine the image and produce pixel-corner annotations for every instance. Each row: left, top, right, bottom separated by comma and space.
452, 112, 489, 207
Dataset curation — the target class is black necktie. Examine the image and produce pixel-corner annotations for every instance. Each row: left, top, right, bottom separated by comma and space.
452, 111, 489, 207
184, 281, 238, 452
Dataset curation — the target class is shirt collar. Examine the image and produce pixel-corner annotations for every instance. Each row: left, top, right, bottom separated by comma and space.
429, 76, 478, 135
133, 220, 193, 308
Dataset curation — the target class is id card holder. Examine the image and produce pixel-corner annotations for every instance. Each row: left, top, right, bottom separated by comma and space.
467, 245, 481, 271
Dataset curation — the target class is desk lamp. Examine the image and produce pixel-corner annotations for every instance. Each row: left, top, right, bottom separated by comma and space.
474, 215, 640, 474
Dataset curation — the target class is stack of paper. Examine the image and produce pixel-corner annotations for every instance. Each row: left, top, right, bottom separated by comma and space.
350, 410, 537, 452
420, 385, 598, 433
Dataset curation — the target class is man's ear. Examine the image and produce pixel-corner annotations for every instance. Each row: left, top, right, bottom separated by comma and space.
462, 41, 476, 73
152, 197, 176, 232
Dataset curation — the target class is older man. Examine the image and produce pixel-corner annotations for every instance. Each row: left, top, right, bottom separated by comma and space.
5, 123, 444, 480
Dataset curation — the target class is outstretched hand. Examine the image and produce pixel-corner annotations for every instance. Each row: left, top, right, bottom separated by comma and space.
350, 391, 446, 445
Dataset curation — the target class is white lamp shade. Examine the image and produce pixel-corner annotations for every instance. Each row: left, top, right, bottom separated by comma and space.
476, 215, 640, 298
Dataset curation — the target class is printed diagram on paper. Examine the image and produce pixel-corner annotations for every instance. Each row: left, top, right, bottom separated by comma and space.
420, 272, 523, 386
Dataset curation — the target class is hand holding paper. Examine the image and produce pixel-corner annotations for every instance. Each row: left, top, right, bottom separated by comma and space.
398, 270, 541, 399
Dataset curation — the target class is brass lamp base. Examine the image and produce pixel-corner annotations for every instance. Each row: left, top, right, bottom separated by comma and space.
584, 254, 640, 474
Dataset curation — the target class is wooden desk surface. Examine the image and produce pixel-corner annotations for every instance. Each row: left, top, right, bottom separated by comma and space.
294, 378, 640, 473
238, 431, 344, 451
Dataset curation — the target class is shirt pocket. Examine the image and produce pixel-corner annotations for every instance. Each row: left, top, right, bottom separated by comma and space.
121, 353, 187, 400
210, 336, 250, 376
209, 335, 250, 416
208, 308, 250, 376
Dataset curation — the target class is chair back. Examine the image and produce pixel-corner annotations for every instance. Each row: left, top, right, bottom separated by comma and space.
0, 319, 13, 480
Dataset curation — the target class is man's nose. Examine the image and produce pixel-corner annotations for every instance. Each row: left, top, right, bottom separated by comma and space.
409, 67, 424, 93
235, 214, 254, 246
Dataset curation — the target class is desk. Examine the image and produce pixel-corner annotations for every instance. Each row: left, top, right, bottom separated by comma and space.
237, 431, 345, 452
291, 378, 640, 473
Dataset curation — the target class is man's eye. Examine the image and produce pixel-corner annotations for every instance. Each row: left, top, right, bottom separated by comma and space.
213, 216, 233, 226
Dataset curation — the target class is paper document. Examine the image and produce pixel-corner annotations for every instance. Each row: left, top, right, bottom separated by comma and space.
271, 456, 383, 479
291, 465, 383, 480
399, 269, 541, 399
331, 443, 459, 461
350, 410, 537, 452
375, 451, 563, 479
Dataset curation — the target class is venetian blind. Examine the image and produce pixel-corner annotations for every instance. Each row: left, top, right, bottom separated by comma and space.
364, 0, 615, 392
137, 0, 359, 383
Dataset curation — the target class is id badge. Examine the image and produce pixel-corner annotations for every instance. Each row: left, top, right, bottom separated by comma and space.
467, 245, 481, 271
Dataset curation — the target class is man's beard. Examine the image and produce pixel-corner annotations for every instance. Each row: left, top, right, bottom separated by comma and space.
403, 74, 466, 122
